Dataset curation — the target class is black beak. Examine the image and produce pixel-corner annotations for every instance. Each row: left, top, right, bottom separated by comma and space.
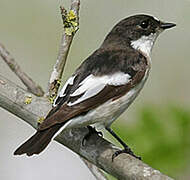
160, 22, 176, 30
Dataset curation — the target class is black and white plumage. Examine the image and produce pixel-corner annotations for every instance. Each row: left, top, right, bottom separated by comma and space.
14, 14, 176, 157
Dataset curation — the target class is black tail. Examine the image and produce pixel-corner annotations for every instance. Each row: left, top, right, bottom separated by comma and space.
14, 124, 62, 156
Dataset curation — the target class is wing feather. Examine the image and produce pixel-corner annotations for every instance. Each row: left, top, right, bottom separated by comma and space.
39, 70, 145, 130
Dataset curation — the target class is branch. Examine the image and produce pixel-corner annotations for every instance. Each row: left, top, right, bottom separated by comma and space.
0, 74, 174, 180
81, 158, 108, 180
45, 0, 106, 178
0, 43, 44, 97
47, 0, 80, 99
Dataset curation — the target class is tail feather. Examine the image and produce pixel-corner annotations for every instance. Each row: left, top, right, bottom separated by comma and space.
14, 124, 62, 156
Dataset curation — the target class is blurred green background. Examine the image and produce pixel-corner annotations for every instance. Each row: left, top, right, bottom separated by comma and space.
0, 0, 189, 180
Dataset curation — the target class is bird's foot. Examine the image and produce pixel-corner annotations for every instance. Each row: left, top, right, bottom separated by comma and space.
82, 126, 103, 146
112, 146, 141, 161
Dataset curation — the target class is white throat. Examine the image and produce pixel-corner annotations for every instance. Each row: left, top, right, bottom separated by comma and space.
131, 33, 158, 57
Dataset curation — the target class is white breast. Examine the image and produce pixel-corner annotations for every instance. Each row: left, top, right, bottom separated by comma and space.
131, 33, 158, 58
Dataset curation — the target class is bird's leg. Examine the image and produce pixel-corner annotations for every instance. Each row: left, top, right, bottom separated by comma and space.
82, 126, 103, 146
105, 127, 141, 161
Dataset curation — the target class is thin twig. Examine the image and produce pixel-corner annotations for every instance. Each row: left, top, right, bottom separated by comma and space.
0, 74, 174, 180
47, 1, 107, 179
47, 0, 80, 100
0, 43, 44, 97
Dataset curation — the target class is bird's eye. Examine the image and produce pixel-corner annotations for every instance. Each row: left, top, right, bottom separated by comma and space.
140, 20, 149, 29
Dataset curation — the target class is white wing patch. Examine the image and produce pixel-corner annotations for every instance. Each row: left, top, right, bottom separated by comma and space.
59, 75, 75, 97
107, 72, 131, 86
53, 75, 76, 107
68, 72, 131, 106
70, 74, 95, 97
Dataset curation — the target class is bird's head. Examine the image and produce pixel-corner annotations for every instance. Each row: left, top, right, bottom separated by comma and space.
102, 14, 176, 57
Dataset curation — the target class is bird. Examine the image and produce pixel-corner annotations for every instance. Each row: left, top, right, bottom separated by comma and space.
14, 14, 176, 160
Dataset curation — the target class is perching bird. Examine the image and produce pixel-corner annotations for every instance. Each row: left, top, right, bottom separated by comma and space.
14, 14, 176, 159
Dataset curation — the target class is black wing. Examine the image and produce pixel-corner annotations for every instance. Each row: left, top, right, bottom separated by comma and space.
39, 48, 148, 130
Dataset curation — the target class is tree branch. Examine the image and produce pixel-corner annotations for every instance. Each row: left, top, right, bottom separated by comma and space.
0, 1, 174, 179
0, 74, 174, 180
47, 0, 80, 99
45, 0, 106, 178
82, 158, 108, 180
0, 43, 44, 97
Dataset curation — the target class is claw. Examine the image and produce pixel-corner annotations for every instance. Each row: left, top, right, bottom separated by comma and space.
112, 148, 141, 162
105, 127, 141, 162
